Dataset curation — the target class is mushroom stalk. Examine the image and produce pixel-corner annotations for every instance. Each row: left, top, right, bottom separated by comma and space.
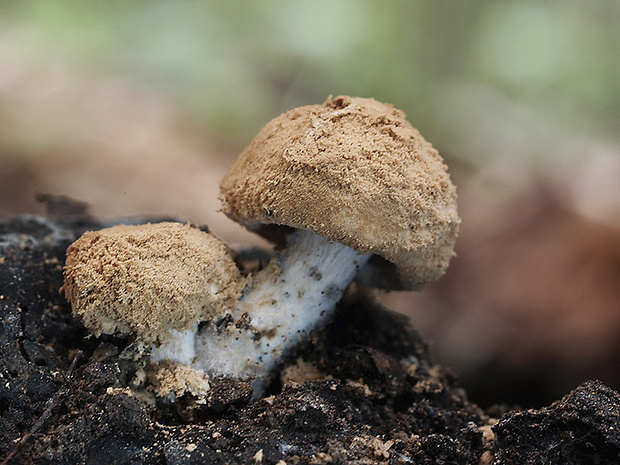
151, 326, 199, 365
194, 228, 370, 393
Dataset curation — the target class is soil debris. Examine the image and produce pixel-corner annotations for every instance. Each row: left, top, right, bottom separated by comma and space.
1, 215, 619, 464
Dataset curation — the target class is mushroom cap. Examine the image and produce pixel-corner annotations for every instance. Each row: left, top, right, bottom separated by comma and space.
63, 222, 243, 343
219, 96, 460, 290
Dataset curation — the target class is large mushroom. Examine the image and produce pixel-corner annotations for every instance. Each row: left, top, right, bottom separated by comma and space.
196, 96, 460, 393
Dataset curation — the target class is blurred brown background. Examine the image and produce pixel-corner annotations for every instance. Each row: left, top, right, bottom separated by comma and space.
1, 1, 619, 408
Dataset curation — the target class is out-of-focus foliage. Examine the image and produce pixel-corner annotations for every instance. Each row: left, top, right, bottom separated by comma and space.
2, 0, 618, 163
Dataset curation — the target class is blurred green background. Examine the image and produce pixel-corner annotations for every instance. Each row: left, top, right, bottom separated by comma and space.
3, 0, 619, 163
1, 0, 619, 407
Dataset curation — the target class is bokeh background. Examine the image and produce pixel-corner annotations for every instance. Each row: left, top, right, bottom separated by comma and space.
1, 0, 619, 408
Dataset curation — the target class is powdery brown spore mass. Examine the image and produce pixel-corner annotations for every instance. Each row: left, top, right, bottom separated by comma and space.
220, 95, 460, 289
63, 222, 242, 344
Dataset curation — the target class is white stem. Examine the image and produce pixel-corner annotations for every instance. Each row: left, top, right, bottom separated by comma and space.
194, 229, 370, 394
151, 326, 198, 365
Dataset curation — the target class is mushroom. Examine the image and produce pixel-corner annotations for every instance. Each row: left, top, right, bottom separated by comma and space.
63, 222, 244, 365
196, 95, 460, 393
63, 97, 460, 399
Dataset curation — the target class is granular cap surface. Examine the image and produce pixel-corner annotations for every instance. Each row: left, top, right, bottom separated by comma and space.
63, 222, 242, 343
220, 96, 460, 289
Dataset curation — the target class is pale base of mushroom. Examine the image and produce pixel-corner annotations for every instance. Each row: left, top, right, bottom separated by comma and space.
193, 228, 370, 395
151, 325, 198, 365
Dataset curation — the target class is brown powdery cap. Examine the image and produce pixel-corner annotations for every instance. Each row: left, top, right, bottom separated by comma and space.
63, 222, 243, 343
219, 95, 460, 290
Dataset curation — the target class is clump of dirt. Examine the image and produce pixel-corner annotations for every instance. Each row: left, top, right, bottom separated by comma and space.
1, 215, 619, 464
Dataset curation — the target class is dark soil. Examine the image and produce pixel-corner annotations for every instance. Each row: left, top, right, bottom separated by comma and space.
1, 215, 619, 464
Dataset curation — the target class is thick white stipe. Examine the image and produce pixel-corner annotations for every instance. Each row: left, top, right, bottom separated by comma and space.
151, 325, 198, 365
194, 229, 370, 394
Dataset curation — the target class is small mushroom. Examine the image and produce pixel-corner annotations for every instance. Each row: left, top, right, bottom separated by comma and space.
196, 95, 460, 393
63, 222, 244, 365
